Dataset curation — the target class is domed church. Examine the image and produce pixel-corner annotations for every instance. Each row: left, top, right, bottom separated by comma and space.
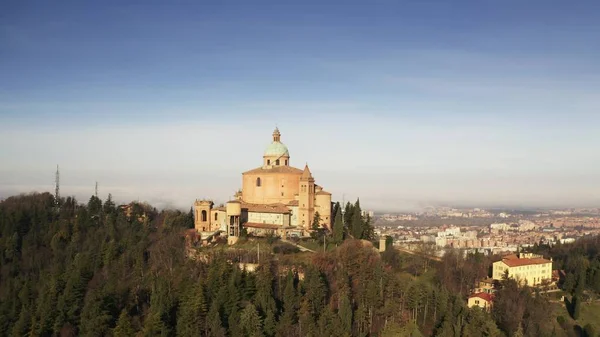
193, 128, 332, 239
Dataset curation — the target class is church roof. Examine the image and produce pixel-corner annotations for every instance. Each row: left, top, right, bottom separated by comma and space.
240, 202, 291, 214
242, 166, 303, 175
264, 141, 289, 157
300, 164, 313, 180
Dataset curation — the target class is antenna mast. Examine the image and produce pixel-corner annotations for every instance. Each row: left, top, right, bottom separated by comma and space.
55, 165, 60, 207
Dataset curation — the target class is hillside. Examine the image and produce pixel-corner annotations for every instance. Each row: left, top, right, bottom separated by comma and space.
1, 192, 597, 337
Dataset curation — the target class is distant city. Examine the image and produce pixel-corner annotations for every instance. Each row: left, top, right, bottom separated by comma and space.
369, 206, 600, 256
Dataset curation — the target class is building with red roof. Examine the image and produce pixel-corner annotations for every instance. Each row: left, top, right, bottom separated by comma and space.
468, 292, 494, 311
492, 253, 553, 286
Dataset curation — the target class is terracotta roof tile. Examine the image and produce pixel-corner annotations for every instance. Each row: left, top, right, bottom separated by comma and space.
287, 200, 299, 206
470, 292, 494, 302
242, 166, 303, 175
240, 202, 291, 214
500, 254, 552, 267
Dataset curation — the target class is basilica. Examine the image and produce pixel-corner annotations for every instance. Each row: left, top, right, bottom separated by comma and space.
193, 128, 332, 239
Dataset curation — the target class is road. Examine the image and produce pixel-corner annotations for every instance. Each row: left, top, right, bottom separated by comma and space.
281, 238, 316, 253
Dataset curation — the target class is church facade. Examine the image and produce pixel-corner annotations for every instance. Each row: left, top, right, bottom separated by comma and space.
193, 128, 332, 239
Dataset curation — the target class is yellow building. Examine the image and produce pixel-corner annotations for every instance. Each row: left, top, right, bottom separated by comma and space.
467, 293, 494, 311
492, 253, 553, 286
193, 128, 332, 239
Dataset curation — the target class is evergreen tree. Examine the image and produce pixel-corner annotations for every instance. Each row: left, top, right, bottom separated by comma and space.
343, 202, 353, 228
572, 295, 581, 320
338, 290, 353, 336
186, 207, 194, 229
351, 198, 363, 239
362, 213, 374, 240
11, 305, 31, 337
333, 207, 344, 244
142, 311, 169, 337
240, 304, 263, 337
563, 272, 576, 293
176, 284, 207, 337
104, 193, 116, 215
279, 270, 298, 328
310, 212, 322, 240
298, 298, 316, 337
207, 304, 226, 337
317, 306, 335, 337
113, 310, 135, 337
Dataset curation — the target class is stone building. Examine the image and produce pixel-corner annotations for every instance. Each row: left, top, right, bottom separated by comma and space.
193, 128, 332, 240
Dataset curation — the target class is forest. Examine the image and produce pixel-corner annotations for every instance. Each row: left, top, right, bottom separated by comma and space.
0, 192, 599, 336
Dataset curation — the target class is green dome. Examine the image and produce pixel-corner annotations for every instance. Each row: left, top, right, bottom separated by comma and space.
264, 141, 289, 157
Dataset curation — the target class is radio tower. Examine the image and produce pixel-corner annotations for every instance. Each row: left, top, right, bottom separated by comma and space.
55, 165, 60, 207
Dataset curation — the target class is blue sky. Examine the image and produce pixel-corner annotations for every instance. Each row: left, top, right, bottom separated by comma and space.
1, 0, 599, 211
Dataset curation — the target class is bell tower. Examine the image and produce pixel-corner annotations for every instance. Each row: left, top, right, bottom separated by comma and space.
298, 164, 315, 232
194, 200, 213, 232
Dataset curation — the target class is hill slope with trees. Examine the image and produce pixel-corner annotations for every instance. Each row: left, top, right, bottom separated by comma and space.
0, 192, 589, 337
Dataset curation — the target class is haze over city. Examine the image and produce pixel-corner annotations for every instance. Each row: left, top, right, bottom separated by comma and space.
1, 0, 599, 211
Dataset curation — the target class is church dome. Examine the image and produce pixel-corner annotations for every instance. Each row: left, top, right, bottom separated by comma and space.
264, 141, 289, 157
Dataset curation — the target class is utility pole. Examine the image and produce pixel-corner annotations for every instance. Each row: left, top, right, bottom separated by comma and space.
95, 181, 98, 198
257, 242, 260, 264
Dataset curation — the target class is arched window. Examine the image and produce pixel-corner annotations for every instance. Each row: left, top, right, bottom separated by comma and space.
267, 159, 270, 165
276, 159, 280, 166
256, 177, 261, 187
201, 210, 207, 222
214, 213, 218, 221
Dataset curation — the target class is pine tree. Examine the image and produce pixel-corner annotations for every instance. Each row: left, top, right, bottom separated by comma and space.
207, 304, 226, 337
572, 295, 581, 320
298, 298, 316, 337
310, 212, 322, 240
240, 304, 263, 337
351, 198, 364, 239
563, 272, 576, 294
317, 306, 335, 336
255, 263, 277, 336
343, 202, 353, 228
338, 290, 353, 336
142, 311, 168, 337
176, 284, 207, 337
113, 310, 135, 337
104, 193, 116, 215
513, 324, 524, 337
333, 207, 344, 244
277, 271, 298, 336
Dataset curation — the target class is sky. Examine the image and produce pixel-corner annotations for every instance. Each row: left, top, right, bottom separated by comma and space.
1, 0, 600, 212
